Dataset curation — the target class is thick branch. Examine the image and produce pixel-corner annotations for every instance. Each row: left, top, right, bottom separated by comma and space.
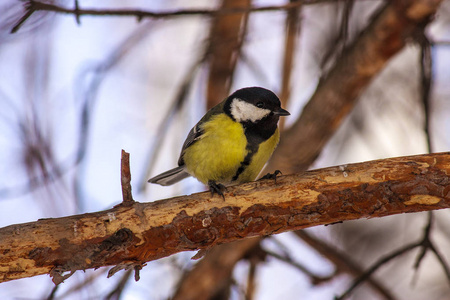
1, 152, 450, 283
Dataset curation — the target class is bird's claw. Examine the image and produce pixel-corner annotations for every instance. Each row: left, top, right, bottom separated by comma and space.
259, 170, 282, 183
208, 180, 227, 200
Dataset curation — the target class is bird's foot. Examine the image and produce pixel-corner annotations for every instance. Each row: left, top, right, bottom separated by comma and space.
259, 170, 282, 183
208, 180, 227, 200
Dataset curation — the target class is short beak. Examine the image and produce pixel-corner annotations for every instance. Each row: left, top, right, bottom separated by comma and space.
274, 108, 290, 116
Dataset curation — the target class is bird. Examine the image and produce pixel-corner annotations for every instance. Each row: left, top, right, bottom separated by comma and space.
148, 86, 290, 198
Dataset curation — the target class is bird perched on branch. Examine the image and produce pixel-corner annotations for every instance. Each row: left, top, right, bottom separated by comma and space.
148, 87, 290, 198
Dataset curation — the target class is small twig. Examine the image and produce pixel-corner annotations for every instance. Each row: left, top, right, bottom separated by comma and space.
11, 0, 312, 33
413, 212, 450, 283
10, 1, 36, 33
105, 269, 133, 300
413, 211, 433, 271
55, 269, 108, 299
46, 284, 59, 300
119, 150, 134, 206
418, 31, 433, 153
74, 0, 80, 25
279, 0, 302, 130
265, 249, 335, 285
320, 0, 354, 71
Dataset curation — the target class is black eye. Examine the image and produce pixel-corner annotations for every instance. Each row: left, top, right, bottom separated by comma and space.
256, 101, 264, 108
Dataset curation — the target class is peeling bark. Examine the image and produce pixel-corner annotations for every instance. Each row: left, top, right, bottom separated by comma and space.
1, 152, 449, 283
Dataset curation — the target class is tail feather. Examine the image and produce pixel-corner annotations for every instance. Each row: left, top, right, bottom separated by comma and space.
148, 166, 191, 186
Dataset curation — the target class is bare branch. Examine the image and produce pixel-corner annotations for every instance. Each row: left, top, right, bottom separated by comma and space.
11, 0, 309, 33
205, 0, 250, 109
264, 249, 335, 285
413, 212, 450, 282
119, 150, 134, 206
1, 152, 450, 283
279, 0, 302, 129
418, 32, 433, 153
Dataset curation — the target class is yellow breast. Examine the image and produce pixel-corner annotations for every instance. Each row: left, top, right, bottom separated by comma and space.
182, 114, 280, 185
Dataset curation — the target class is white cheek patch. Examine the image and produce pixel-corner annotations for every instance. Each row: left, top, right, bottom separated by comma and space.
230, 98, 271, 123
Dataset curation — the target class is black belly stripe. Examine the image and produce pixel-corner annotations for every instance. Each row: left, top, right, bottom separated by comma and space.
231, 143, 259, 181
231, 119, 278, 182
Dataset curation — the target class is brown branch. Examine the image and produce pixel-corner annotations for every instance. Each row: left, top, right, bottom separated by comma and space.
320, 0, 354, 71
244, 245, 265, 300
418, 31, 433, 153
119, 150, 134, 206
267, 0, 444, 174
279, 0, 302, 129
105, 269, 133, 300
0, 152, 450, 283
264, 249, 335, 285
172, 238, 260, 300
205, 0, 250, 109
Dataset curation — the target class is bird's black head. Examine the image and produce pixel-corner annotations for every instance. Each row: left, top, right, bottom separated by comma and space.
224, 87, 290, 124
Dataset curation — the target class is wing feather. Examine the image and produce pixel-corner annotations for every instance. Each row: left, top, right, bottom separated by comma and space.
178, 101, 225, 165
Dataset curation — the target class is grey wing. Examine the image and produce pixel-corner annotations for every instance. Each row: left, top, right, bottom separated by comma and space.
148, 123, 203, 186
148, 166, 191, 186
178, 100, 226, 166
178, 122, 204, 166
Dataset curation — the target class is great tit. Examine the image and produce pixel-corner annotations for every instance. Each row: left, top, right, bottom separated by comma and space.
148, 87, 290, 197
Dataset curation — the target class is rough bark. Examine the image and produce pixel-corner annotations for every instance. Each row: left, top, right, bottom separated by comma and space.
1, 152, 449, 283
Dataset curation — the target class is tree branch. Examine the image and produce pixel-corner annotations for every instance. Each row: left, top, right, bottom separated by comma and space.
205, 0, 250, 109
0, 152, 449, 283
119, 150, 134, 206
11, 0, 311, 33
